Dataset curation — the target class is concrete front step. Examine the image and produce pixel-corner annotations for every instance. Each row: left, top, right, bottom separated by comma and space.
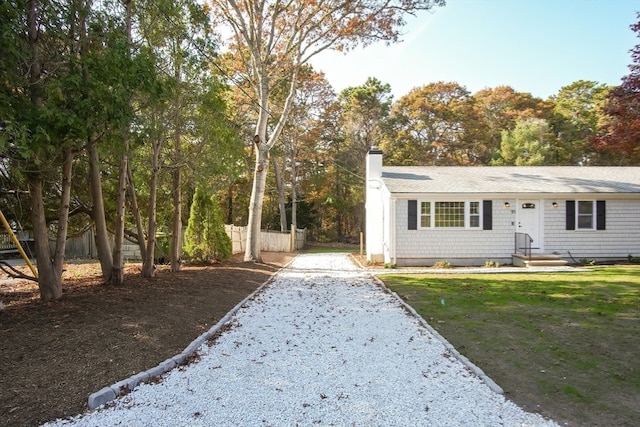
523, 259, 569, 267
512, 253, 568, 267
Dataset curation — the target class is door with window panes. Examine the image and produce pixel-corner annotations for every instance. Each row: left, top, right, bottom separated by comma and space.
518, 200, 541, 252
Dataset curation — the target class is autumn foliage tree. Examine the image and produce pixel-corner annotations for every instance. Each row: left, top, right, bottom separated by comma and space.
207, 0, 444, 262
382, 82, 480, 165
279, 67, 336, 233
473, 86, 550, 164
595, 13, 640, 165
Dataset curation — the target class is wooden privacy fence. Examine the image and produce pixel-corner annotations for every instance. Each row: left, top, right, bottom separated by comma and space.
2, 229, 138, 260
1, 230, 99, 259
225, 225, 307, 254
55, 229, 142, 260
2, 226, 306, 260
0, 230, 34, 255
63, 229, 98, 259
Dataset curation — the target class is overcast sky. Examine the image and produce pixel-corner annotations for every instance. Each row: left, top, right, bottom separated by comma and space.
310, 0, 639, 100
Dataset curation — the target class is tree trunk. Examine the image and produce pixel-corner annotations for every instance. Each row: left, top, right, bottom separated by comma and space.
127, 162, 147, 261
226, 184, 234, 224
244, 137, 269, 262
170, 63, 182, 272
171, 156, 182, 272
26, 0, 70, 301
87, 139, 114, 282
110, 0, 132, 285
29, 178, 61, 301
142, 134, 161, 277
53, 148, 74, 272
111, 148, 127, 285
81, 2, 112, 282
290, 145, 297, 230
243, 67, 298, 262
29, 149, 74, 301
272, 156, 288, 232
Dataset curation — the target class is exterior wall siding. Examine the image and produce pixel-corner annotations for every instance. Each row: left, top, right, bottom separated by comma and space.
393, 198, 516, 266
391, 197, 640, 266
544, 199, 640, 260
382, 186, 392, 263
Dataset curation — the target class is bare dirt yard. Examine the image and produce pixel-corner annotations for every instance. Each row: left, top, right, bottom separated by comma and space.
0, 253, 294, 427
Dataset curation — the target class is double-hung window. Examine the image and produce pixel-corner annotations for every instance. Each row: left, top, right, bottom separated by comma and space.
577, 200, 595, 229
469, 201, 481, 228
420, 201, 431, 228
565, 200, 606, 231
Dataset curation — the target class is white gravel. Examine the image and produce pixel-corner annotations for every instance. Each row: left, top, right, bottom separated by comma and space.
44, 253, 558, 427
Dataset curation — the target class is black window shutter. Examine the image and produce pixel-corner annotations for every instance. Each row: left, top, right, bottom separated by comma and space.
408, 200, 417, 230
596, 200, 606, 230
566, 200, 575, 230
482, 200, 492, 230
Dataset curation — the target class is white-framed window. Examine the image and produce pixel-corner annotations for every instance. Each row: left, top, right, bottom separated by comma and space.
419, 201, 482, 229
420, 201, 431, 228
566, 200, 605, 231
469, 201, 481, 228
577, 200, 595, 229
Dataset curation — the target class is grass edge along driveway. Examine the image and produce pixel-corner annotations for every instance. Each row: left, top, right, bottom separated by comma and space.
381, 266, 639, 427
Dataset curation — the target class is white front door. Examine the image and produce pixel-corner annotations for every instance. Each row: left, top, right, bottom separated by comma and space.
518, 200, 541, 252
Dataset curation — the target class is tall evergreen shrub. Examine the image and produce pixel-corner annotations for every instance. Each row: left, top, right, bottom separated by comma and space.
184, 187, 232, 262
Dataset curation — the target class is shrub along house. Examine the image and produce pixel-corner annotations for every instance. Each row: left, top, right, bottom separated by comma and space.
365, 147, 640, 267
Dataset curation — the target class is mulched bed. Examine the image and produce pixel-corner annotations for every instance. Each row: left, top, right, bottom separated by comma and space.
0, 253, 294, 427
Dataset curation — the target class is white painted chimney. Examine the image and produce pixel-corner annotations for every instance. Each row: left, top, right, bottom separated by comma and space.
366, 146, 384, 263
366, 146, 383, 181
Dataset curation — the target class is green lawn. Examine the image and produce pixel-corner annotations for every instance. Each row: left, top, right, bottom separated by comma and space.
303, 245, 359, 254
381, 266, 640, 427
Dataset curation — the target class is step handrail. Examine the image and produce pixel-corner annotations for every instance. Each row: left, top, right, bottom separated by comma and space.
514, 232, 534, 261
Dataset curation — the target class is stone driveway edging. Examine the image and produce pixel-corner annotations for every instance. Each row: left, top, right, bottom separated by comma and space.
87, 256, 296, 410
368, 274, 504, 395
87, 254, 507, 410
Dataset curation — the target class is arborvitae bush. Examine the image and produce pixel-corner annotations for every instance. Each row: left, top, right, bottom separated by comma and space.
183, 187, 232, 262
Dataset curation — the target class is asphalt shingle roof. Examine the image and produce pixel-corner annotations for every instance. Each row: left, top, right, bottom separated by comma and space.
380, 166, 640, 194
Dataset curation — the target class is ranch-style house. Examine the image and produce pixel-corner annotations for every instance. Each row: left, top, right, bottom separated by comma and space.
365, 147, 640, 267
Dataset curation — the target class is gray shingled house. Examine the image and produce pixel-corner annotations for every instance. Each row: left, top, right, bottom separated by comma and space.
365, 147, 640, 267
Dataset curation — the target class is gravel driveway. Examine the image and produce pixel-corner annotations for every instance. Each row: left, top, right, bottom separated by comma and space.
44, 253, 558, 426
